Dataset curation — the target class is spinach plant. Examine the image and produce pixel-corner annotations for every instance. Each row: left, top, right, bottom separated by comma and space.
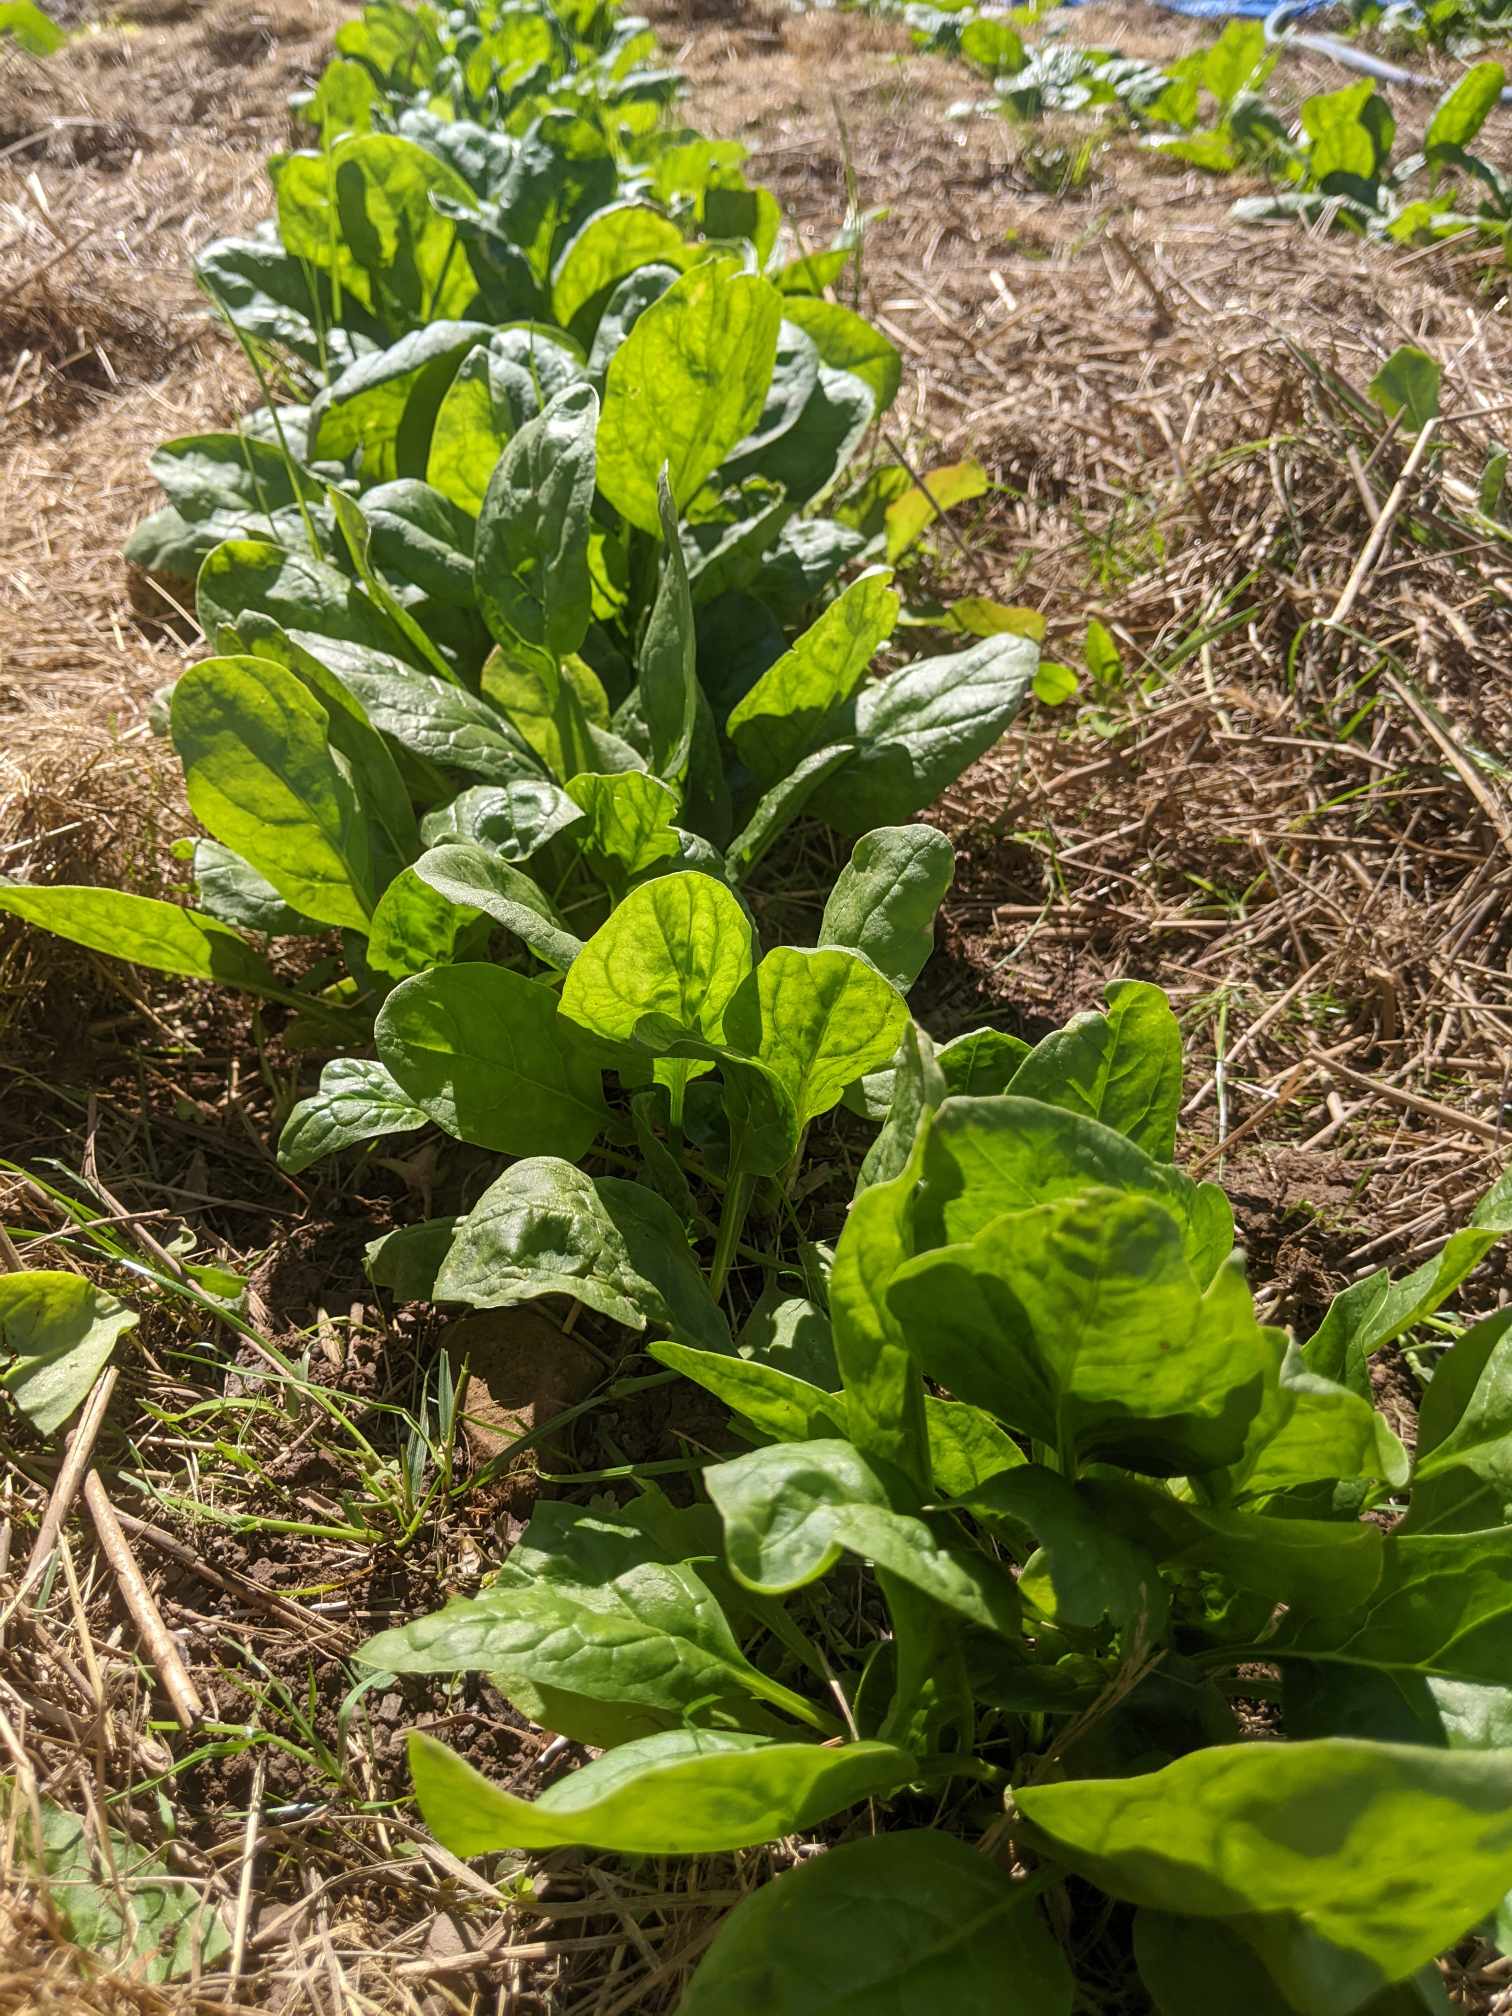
360, 985, 1512, 2015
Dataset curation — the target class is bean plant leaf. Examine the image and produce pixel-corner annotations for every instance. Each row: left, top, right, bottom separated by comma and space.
475, 382, 598, 659
1015, 1739, 1512, 1983
597, 259, 783, 533
376, 963, 608, 1159
0, 1273, 138, 1435
679, 1829, 1074, 2016
819, 823, 955, 992
278, 1057, 429, 1174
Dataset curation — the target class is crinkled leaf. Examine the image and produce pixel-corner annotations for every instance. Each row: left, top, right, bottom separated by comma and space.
278, 1057, 428, 1174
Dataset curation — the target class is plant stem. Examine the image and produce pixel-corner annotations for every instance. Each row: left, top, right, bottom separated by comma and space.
709, 1172, 754, 1303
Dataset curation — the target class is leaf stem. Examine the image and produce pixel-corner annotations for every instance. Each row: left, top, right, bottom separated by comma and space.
709, 1172, 754, 1303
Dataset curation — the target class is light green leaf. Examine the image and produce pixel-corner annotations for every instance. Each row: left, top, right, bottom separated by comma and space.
307, 320, 490, 482
364, 864, 484, 980
597, 260, 783, 534
724, 743, 855, 884
781, 296, 902, 412
277, 1058, 428, 1175
1016, 1738, 1512, 1982
810, 634, 1039, 837
890, 1191, 1269, 1475
724, 946, 909, 1134
819, 823, 955, 992
426, 327, 587, 514
1368, 345, 1441, 436
0, 1273, 137, 1435
0, 884, 277, 993
1229, 1338, 1410, 1499
376, 964, 606, 1158
550, 201, 688, 339
858, 1023, 946, 1192
565, 771, 681, 883
409, 1726, 916, 1857
480, 644, 596, 783
959, 1464, 1164, 1636
884, 460, 988, 561
680, 1829, 1073, 2016
419, 779, 582, 861
434, 1158, 728, 1351
409, 843, 584, 971
0, 1, 68, 55
558, 870, 754, 1050
24, 1798, 228, 1982
725, 569, 899, 786
650, 1342, 846, 1442
1426, 61, 1504, 155
170, 654, 374, 931
1007, 980, 1183, 1161
475, 382, 598, 660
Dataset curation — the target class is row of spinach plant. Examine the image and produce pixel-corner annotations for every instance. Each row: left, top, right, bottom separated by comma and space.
8, 1, 1512, 2010
900, 1, 1512, 264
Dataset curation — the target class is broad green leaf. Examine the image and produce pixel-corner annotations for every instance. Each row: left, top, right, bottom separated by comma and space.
1135, 1912, 1309, 2016
551, 201, 688, 339
496, 112, 615, 285
734, 1287, 839, 1388
426, 326, 587, 514
359, 479, 476, 606
481, 644, 596, 783
913, 1097, 1233, 1283
1368, 346, 1441, 436
809, 634, 1039, 837
960, 14, 1027, 74
558, 870, 754, 1049
1426, 63, 1503, 156
149, 432, 317, 523
409, 843, 584, 971
1405, 1308, 1512, 1533
597, 260, 783, 534
1015, 1738, 1512, 1982
376, 964, 606, 1158
566, 771, 680, 882
1274, 1527, 1512, 1685
408, 1726, 916, 1856
831, 1105, 933, 1494
1305, 1167, 1512, 1393
278, 1058, 428, 1175
858, 1023, 946, 1192
706, 1437, 889, 1591
651, 1342, 846, 1443
819, 823, 955, 992
640, 474, 697, 782
279, 634, 537, 781
938, 1026, 1033, 1094
198, 540, 406, 666
725, 568, 899, 786
724, 743, 855, 884
959, 1465, 1165, 1636
1201, 18, 1268, 104
24, 1798, 228, 1983
723, 946, 909, 1134
365, 1216, 459, 1301
0, 884, 277, 994
923, 1396, 1025, 1496
884, 461, 988, 561
586, 264, 681, 382
476, 382, 598, 659
679, 1829, 1073, 2016
327, 486, 457, 686
361, 1556, 812, 1735
330, 134, 479, 320
434, 1158, 728, 1351
780, 296, 901, 413
1300, 79, 1394, 186
890, 1191, 1269, 1476
1007, 980, 1183, 1161
0, 1273, 137, 1435
1084, 1477, 1384, 1618
170, 654, 375, 931
1229, 1337, 1410, 1499
364, 864, 485, 980
192, 840, 319, 936
419, 780, 582, 860
308, 321, 490, 482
